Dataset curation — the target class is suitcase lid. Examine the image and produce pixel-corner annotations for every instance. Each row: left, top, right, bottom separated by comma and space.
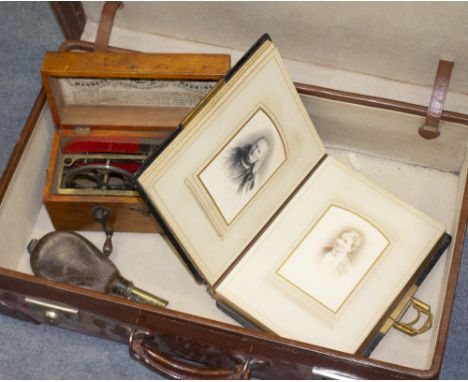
41, 51, 230, 131
78, 2, 468, 115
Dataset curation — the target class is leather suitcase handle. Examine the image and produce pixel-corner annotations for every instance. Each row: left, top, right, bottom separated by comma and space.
129, 330, 252, 379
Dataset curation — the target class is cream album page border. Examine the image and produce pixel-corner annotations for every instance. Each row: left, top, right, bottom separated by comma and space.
216, 156, 444, 352
138, 42, 326, 284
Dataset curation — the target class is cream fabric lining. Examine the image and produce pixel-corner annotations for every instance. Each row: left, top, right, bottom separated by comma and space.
80, 19, 468, 115
0, 108, 54, 270
0, 98, 465, 370
305, 96, 468, 174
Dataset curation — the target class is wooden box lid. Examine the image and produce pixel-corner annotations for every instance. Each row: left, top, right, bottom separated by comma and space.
41, 51, 230, 131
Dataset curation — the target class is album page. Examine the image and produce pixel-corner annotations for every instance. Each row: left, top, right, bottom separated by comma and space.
215, 156, 445, 353
137, 39, 326, 285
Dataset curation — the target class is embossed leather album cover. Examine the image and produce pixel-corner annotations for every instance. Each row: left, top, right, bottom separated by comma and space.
136, 34, 450, 354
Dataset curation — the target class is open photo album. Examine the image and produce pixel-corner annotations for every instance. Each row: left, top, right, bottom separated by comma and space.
135, 34, 451, 354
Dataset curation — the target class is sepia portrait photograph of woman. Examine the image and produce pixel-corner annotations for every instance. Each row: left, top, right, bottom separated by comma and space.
277, 205, 389, 313
321, 229, 363, 277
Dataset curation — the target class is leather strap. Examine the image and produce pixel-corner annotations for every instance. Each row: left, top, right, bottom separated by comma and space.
419, 60, 454, 139
95, 1, 123, 52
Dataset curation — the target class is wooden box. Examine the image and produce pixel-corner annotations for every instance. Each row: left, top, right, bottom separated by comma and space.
41, 50, 229, 234
1, 2, 468, 379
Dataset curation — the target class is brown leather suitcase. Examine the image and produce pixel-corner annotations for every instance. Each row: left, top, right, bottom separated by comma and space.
1, 2, 467, 378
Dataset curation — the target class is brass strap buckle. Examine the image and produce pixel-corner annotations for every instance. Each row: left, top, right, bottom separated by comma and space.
391, 297, 433, 336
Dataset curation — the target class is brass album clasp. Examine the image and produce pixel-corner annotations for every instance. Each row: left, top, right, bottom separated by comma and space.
391, 297, 433, 336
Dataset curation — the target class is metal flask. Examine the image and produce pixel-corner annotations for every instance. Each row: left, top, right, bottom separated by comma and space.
28, 231, 168, 308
